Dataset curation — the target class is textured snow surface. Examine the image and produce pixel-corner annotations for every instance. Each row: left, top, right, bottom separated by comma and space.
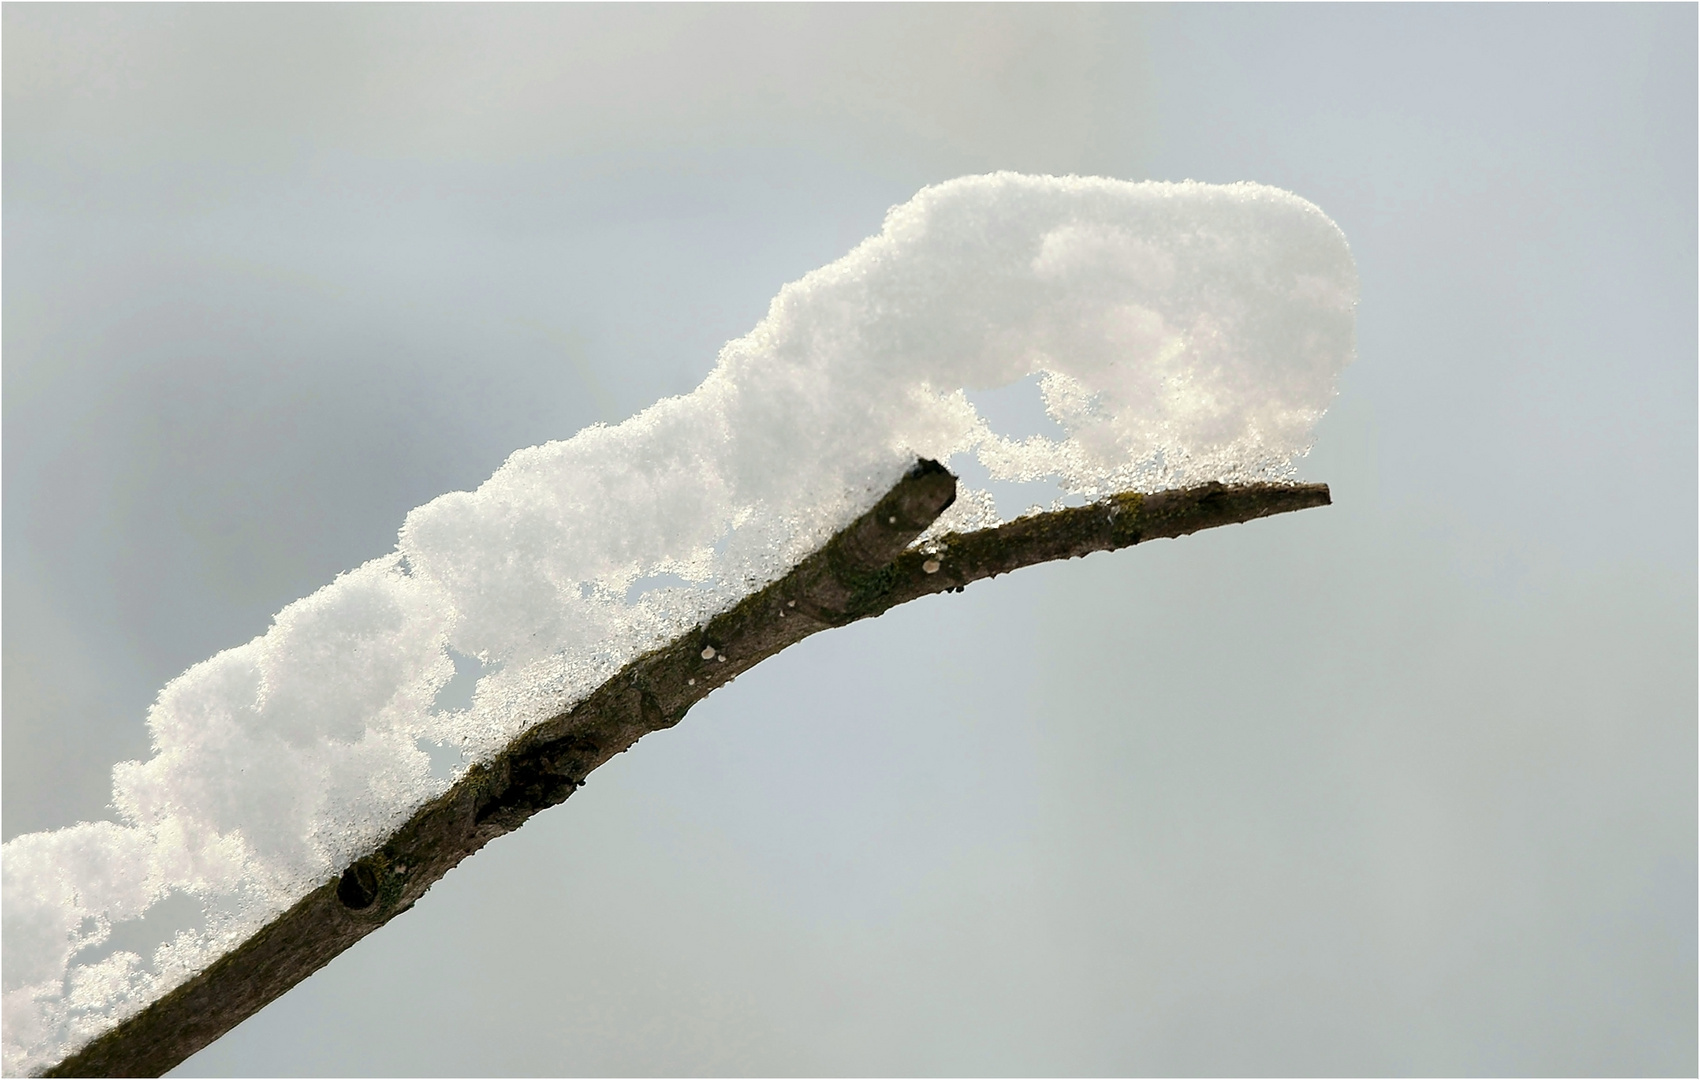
0, 174, 1356, 1075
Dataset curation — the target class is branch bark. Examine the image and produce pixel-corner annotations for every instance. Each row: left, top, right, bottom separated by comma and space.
45, 462, 1329, 1077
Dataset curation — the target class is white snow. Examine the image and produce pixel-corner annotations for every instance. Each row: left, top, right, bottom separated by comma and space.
0, 173, 1356, 1075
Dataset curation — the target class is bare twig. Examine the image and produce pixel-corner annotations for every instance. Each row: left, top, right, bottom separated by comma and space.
45, 462, 1329, 1077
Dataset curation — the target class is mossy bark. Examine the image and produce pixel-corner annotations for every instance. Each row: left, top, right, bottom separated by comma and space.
44, 463, 1328, 1077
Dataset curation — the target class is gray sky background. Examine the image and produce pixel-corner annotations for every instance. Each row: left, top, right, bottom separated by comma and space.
3, 4, 1694, 1075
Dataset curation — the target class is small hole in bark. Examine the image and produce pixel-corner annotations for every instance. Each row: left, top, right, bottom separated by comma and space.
338, 864, 380, 910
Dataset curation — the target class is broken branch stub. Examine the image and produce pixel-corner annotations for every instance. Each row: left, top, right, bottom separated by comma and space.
45, 461, 1328, 1078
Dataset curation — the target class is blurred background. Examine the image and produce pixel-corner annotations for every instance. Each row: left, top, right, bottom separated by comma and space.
4, 5, 1694, 1074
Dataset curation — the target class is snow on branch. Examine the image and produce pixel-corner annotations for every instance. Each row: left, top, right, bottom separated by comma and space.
4, 173, 1355, 1076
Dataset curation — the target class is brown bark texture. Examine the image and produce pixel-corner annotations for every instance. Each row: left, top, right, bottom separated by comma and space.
44, 461, 1329, 1077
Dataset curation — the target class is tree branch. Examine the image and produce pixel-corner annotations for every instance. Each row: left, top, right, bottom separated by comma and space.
45, 462, 1329, 1077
